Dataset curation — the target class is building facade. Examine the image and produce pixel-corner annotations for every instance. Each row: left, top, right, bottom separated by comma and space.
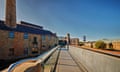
104, 39, 120, 50
83, 39, 120, 50
70, 38, 79, 46
0, 20, 58, 60
112, 40, 120, 50
0, 0, 58, 60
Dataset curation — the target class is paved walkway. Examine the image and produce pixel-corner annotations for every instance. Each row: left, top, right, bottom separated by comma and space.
56, 48, 83, 72
2, 47, 84, 72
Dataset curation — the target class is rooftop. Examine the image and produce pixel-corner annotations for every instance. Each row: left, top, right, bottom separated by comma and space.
0, 20, 56, 36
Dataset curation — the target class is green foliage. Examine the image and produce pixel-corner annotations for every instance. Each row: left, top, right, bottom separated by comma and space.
79, 42, 84, 46
95, 40, 106, 49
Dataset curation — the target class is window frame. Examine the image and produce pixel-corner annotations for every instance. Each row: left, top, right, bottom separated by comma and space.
24, 33, 28, 39
42, 35, 46, 41
48, 35, 51, 41
9, 31, 14, 38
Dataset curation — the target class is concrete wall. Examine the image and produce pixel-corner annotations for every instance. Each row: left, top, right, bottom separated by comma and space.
69, 46, 120, 72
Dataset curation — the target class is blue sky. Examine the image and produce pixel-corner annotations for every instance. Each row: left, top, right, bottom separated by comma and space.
0, 0, 120, 41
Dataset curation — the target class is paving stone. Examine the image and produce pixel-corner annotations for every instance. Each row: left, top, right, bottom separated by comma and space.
56, 48, 83, 72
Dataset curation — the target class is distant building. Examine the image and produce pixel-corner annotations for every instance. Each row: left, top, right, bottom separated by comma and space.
58, 36, 67, 46
102, 39, 120, 50
83, 41, 96, 48
58, 35, 79, 46
58, 36, 66, 41
70, 38, 79, 46
83, 39, 120, 50
112, 40, 120, 50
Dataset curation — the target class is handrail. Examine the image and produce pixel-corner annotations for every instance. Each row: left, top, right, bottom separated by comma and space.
7, 46, 59, 72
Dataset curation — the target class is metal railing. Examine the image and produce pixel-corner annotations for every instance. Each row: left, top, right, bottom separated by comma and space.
7, 46, 60, 72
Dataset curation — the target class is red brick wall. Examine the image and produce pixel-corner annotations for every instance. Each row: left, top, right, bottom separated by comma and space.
28, 34, 42, 56
0, 30, 9, 59
0, 29, 58, 60
13, 32, 24, 57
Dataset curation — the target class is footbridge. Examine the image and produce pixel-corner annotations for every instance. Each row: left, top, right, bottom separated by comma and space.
2, 46, 120, 72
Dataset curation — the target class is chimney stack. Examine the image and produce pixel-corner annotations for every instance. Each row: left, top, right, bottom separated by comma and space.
5, 0, 16, 28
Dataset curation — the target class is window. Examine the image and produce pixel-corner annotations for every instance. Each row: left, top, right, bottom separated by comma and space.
24, 33, 28, 39
8, 48, 14, 56
32, 37, 38, 54
32, 37, 38, 47
24, 48, 28, 55
48, 35, 51, 40
42, 35, 46, 41
9, 31, 14, 38
33, 37, 37, 43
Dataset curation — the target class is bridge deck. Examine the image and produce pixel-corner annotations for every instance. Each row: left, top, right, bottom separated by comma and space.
56, 48, 83, 72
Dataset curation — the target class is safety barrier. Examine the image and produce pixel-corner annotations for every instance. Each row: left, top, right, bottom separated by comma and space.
7, 46, 60, 72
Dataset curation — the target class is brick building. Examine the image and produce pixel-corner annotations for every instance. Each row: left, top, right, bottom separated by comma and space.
70, 38, 79, 46
103, 39, 120, 50
0, 20, 58, 60
83, 39, 120, 50
112, 40, 120, 50
0, 0, 58, 60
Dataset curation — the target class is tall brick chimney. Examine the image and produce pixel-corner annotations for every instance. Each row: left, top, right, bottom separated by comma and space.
5, 0, 16, 28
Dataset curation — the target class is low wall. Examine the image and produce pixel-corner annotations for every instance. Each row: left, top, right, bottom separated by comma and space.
69, 46, 120, 72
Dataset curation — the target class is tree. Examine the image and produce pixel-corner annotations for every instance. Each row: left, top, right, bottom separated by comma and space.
79, 42, 84, 46
95, 40, 106, 49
